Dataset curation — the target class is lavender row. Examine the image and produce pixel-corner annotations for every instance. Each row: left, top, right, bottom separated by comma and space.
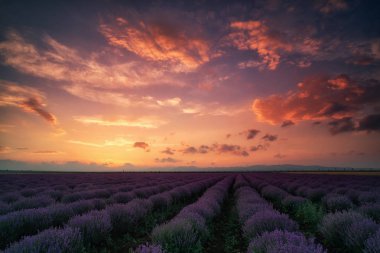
0, 177, 210, 249
251, 173, 380, 223
144, 176, 234, 253
3, 176, 222, 252
246, 175, 380, 252
233, 175, 325, 253
253, 173, 380, 206
0, 176, 196, 216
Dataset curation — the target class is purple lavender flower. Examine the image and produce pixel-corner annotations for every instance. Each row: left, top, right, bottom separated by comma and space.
319, 210, 378, 251
243, 210, 299, 239
248, 230, 326, 253
4, 227, 83, 253
68, 210, 112, 246
364, 229, 380, 253
322, 193, 354, 212
134, 244, 165, 253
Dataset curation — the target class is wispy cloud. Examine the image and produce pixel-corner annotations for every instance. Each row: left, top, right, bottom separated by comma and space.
69, 137, 133, 148
0, 80, 57, 125
99, 15, 211, 72
74, 115, 166, 129
227, 20, 320, 70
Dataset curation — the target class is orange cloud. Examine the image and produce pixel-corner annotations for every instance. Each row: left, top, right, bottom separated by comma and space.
0, 80, 57, 125
228, 21, 320, 70
0, 31, 185, 109
252, 75, 380, 125
99, 17, 210, 72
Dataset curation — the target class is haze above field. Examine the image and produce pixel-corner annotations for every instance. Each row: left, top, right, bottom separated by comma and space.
0, 0, 380, 170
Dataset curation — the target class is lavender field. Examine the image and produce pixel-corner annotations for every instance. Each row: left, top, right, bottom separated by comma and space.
0, 172, 379, 253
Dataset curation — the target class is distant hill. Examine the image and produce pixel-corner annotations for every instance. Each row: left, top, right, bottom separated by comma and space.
0, 159, 379, 173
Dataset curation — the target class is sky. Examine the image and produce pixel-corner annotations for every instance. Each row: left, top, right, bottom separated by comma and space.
0, 0, 379, 170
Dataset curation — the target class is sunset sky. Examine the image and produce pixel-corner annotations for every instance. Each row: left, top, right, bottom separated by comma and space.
0, 0, 379, 170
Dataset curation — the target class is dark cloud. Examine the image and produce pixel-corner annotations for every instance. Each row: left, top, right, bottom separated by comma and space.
358, 114, 380, 132
262, 134, 278, 142
21, 98, 57, 125
181, 145, 212, 154
328, 114, 380, 134
328, 117, 356, 135
182, 146, 198, 154
180, 143, 249, 156
161, 147, 175, 155
250, 144, 267, 152
155, 157, 179, 163
133, 142, 149, 151
217, 144, 249, 156
281, 120, 295, 128
246, 129, 260, 139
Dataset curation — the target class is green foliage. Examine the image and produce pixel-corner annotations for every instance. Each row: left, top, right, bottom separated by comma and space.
294, 201, 323, 233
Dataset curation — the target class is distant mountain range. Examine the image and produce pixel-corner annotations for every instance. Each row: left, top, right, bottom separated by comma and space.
0, 159, 379, 172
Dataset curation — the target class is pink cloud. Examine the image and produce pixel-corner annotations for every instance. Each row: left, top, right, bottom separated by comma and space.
0, 80, 57, 125
99, 16, 211, 72
227, 21, 320, 70
252, 74, 380, 125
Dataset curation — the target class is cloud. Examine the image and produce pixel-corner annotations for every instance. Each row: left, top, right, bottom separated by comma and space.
318, 0, 348, 14
358, 114, 380, 132
181, 145, 211, 154
238, 129, 261, 139
179, 144, 249, 156
328, 117, 356, 135
69, 137, 133, 148
0, 146, 12, 154
216, 144, 249, 156
33, 150, 58, 154
0, 31, 185, 109
281, 120, 295, 128
252, 75, 380, 125
161, 148, 175, 155
156, 97, 182, 107
227, 20, 320, 70
250, 144, 267, 152
328, 114, 380, 135
0, 80, 57, 125
155, 157, 179, 163
99, 15, 211, 72
133, 141, 149, 151
274, 153, 286, 159
74, 115, 166, 129
262, 134, 278, 142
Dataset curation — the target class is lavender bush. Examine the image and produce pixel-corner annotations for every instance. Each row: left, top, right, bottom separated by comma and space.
247, 230, 326, 253
243, 210, 299, 239
322, 194, 354, 212
4, 227, 84, 253
134, 244, 165, 253
68, 210, 112, 246
359, 203, 380, 223
319, 210, 378, 252
364, 228, 380, 253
